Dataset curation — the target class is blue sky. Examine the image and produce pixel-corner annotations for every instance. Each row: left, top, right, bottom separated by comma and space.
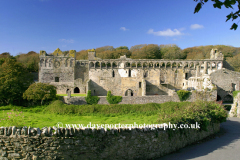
0, 0, 239, 56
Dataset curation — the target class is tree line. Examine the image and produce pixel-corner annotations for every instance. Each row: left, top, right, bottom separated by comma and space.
1, 44, 240, 72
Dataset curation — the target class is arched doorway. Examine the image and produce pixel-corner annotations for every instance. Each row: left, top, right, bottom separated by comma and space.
74, 87, 80, 93
223, 94, 233, 103
217, 95, 222, 101
125, 89, 133, 96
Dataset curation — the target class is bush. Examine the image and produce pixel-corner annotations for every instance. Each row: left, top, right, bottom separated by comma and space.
233, 91, 240, 98
106, 91, 122, 104
158, 101, 227, 131
23, 82, 57, 105
85, 90, 99, 105
177, 90, 191, 101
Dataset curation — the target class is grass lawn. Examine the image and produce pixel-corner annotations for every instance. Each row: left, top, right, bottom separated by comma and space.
57, 94, 86, 97
0, 103, 159, 128
0, 100, 227, 129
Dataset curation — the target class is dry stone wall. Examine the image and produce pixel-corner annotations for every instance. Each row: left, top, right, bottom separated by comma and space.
0, 123, 220, 160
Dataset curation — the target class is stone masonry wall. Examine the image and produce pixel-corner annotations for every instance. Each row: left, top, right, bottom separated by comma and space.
0, 123, 220, 160
63, 90, 217, 105
229, 92, 240, 117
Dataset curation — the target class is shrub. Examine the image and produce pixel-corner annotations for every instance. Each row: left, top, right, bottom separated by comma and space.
177, 90, 191, 101
106, 91, 122, 104
233, 91, 240, 98
23, 82, 57, 105
158, 101, 227, 131
85, 90, 99, 105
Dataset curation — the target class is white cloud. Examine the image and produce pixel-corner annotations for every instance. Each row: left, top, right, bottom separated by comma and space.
190, 24, 204, 30
59, 39, 74, 43
147, 28, 184, 37
120, 27, 129, 31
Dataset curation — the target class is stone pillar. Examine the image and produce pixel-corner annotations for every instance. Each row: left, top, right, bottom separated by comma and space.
86, 80, 91, 94
67, 91, 71, 98
142, 79, 146, 96
196, 66, 200, 77
127, 90, 131, 97
203, 61, 208, 74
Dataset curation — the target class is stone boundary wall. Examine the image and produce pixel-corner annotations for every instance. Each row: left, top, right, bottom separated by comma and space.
0, 123, 220, 160
229, 92, 240, 117
63, 90, 217, 105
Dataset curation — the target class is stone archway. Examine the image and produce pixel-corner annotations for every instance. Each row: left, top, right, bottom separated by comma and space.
223, 94, 233, 103
217, 95, 222, 101
74, 87, 80, 93
125, 89, 133, 96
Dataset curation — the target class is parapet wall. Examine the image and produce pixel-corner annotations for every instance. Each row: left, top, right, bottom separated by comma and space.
0, 123, 220, 160
63, 90, 217, 105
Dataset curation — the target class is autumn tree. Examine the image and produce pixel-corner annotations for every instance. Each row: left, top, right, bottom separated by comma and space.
129, 44, 147, 52
226, 54, 240, 71
0, 58, 33, 105
76, 50, 88, 60
131, 44, 161, 59
15, 51, 39, 72
116, 46, 129, 50
159, 44, 185, 59
194, 0, 240, 30
96, 46, 115, 53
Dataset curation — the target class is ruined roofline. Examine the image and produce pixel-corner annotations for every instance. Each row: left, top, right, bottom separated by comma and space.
87, 59, 224, 62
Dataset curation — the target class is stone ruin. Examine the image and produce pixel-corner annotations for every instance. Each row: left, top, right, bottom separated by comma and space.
38, 48, 240, 103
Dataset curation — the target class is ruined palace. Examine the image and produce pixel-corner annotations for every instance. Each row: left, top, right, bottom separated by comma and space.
39, 48, 240, 103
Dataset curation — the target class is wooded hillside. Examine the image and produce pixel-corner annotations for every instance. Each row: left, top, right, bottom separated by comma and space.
1, 44, 240, 72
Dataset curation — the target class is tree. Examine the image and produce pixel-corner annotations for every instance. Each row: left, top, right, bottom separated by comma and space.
0, 52, 11, 58
76, 50, 88, 60
116, 46, 129, 50
0, 58, 33, 105
15, 51, 39, 72
194, 0, 240, 30
226, 53, 240, 71
131, 44, 161, 59
159, 44, 184, 59
23, 82, 57, 105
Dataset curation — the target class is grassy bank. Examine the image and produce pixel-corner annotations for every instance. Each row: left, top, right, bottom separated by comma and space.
0, 100, 227, 129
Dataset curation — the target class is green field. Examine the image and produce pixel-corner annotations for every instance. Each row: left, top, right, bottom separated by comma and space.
0, 100, 227, 129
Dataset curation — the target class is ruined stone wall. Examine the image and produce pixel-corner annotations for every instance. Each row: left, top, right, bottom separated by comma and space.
74, 60, 89, 93
88, 68, 196, 96
210, 69, 240, 101
63, 90, 216, 105
39, 55, 75, 94
0, 123, 219, 160
229, 92, 240, 117
39, 49, 227, 96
